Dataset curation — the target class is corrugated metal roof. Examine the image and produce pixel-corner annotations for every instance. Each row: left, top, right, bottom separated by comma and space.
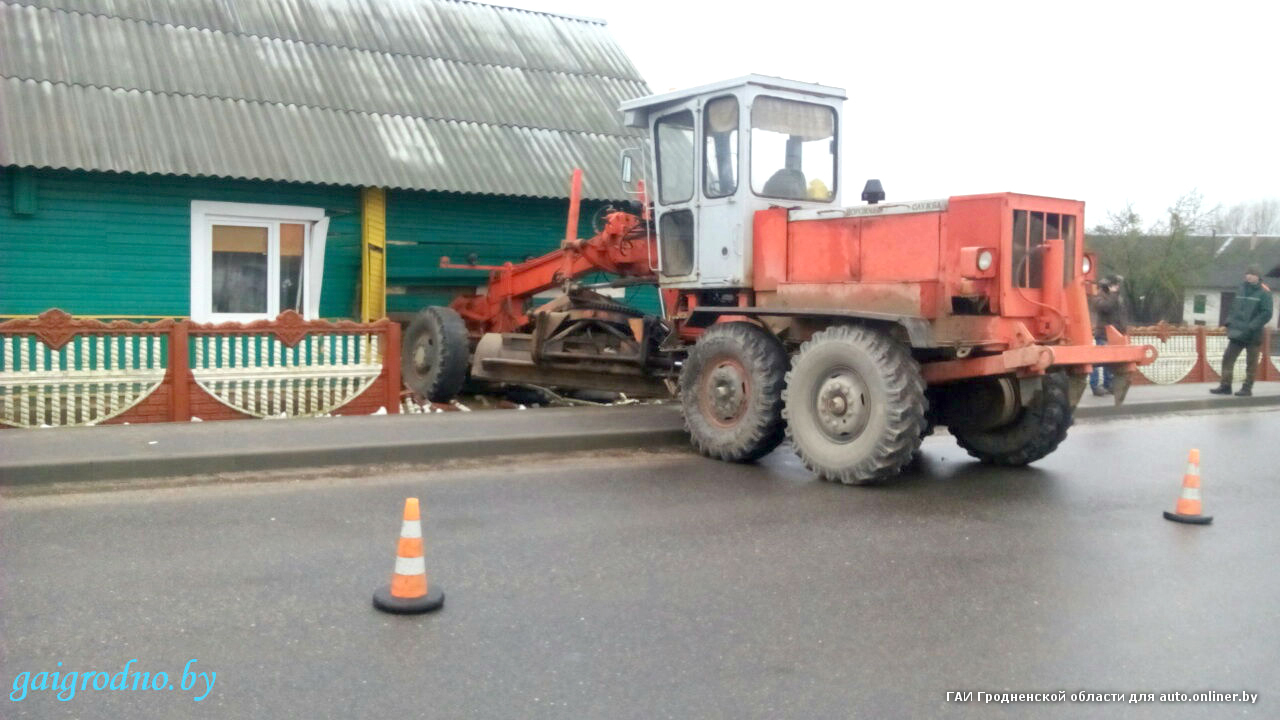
0, 77, 642, 198
0, 0, 650, 199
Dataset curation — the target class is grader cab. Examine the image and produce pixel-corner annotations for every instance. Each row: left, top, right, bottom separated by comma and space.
401, 75, 1156, 484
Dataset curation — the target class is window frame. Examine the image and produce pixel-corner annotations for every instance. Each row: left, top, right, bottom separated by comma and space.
190, 201, 328, 322
702, 94, 740, 199
658, 209, 696, 277
748, 95, 838, 203
654, 109, 696, 206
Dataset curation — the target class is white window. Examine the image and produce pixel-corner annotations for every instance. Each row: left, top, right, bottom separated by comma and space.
750, 96, 836, 202
190, 201, 329, 322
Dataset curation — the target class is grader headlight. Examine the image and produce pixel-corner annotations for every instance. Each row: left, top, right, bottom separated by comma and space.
959, 247, 998, 279
977, 250, 995, 272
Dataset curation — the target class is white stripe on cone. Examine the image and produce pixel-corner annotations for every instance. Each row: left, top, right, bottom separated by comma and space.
394, 556, 426, 576
1181, 487, 1201, 500
400, 521, 422, 539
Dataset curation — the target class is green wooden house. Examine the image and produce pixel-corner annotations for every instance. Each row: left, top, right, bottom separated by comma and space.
0, 0, 653, 324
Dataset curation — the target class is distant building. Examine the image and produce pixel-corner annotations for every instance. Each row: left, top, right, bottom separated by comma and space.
1181, 235, 1280, 327
0, 0, 652, 323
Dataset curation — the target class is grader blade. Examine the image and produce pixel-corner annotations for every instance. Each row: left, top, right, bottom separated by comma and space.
1111, 368, 1132, 406
470, 332, 673, 398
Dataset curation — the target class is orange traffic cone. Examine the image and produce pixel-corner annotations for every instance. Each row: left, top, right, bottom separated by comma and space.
1163, 449, 1212, 525
373, 498, 445, 613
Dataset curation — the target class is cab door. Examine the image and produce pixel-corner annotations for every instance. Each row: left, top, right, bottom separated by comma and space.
696, 95, 742, 286
652, 109, 698, 285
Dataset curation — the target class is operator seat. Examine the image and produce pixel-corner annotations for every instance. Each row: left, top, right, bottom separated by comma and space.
761, 169, 808, 201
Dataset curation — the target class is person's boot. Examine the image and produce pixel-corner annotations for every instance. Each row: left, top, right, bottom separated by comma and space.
1235, 384, 1253, 397
1091, 386, 1106, 397
1209, 384, 1232, 395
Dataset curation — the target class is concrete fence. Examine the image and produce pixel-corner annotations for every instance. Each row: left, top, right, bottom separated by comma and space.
1127, 325, 1278, 385
5, 310, 1272, 427
0, 309, 401, 428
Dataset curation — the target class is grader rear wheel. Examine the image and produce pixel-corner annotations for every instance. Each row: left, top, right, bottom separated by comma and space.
783, 325, 927, 484
679, 322, 788, 462
952, 371, 1073, 466
400, 306, 470, 402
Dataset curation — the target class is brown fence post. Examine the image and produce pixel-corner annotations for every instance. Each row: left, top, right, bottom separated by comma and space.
385, 321, 402, 413
1263, 326, 1275, 382
170, 321, 191, 422
1194, 326, 1209, 382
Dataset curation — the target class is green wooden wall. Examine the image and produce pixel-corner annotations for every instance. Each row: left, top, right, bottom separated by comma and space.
0, 166, 658, 319
0, 167, 362, 318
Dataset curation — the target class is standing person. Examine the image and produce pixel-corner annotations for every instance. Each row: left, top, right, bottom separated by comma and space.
1210, 266, 1274, 397
1089, 276, 1128, 395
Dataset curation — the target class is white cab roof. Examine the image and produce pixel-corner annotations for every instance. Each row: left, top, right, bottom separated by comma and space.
620, 75, 846, 128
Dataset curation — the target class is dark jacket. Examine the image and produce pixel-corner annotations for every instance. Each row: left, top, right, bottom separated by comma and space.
1090, 289, 1127, 334
1225, 281, 1274, 345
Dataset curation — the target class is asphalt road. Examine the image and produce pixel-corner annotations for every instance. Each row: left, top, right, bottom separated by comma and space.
3, 410, 1279, 719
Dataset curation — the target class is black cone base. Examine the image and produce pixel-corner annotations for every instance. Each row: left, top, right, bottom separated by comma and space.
1163, 511, 1212, 525
373, 585, 445, 614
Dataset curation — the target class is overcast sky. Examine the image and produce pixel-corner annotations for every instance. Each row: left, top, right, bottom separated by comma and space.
503, 0, 1276, 228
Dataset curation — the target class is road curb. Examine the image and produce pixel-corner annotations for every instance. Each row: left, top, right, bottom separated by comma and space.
1074, 393, 1280, 421
0, 405, 691, 487
2, 396, 1276, 487
0, 427, 693, 486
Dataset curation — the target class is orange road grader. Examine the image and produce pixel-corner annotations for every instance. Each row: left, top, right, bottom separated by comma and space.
401, 75, 1156, 484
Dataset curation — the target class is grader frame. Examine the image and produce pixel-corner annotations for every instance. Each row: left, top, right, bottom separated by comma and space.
400, 75, 1155, 484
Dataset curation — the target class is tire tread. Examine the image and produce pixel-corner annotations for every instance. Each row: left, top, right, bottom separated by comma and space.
679, 323, 788, 463
401, 306, 470, 402
783, 325, 927, 485
952, 371, 1073, 466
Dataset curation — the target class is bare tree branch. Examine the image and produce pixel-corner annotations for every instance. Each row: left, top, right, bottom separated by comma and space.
1211, 198, 1280, 235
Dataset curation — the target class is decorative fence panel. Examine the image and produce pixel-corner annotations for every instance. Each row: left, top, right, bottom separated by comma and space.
187, 318, 390, 419
0, 310, 401, 428
1126, 331, 1199, 385
1126, 324, 1276, 385
0, 311, 172, 427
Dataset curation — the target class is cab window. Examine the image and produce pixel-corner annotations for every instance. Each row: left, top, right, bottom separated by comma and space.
703, 96, 738, 198
750, 96, 835, 202
655, 110, 695, 205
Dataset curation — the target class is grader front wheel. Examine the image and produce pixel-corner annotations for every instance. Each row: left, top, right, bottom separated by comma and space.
951, 371, 1073, 466
679, 322, 788, 462
782, 325, 927, 484
400, 306, 471, 402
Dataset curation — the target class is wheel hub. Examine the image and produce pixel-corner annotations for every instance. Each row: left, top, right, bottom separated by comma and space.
704, 360, 749, 426
413, 335, 436, 373
815, 369, 869, 442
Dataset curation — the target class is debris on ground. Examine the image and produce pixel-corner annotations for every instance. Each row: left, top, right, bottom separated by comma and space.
398, 385, 668, 414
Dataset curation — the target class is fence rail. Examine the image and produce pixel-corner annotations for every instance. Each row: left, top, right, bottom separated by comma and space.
0, 309, 401, 428
1126, 324, 1277, 385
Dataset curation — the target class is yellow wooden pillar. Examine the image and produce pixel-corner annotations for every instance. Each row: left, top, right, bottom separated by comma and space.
361, 187, 387, 322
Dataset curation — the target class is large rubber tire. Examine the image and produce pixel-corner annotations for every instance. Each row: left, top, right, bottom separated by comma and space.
679, 322, 788, 462
783, 325, 927, 485
952, 371, 1073, 466
400, 306, 470, 402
